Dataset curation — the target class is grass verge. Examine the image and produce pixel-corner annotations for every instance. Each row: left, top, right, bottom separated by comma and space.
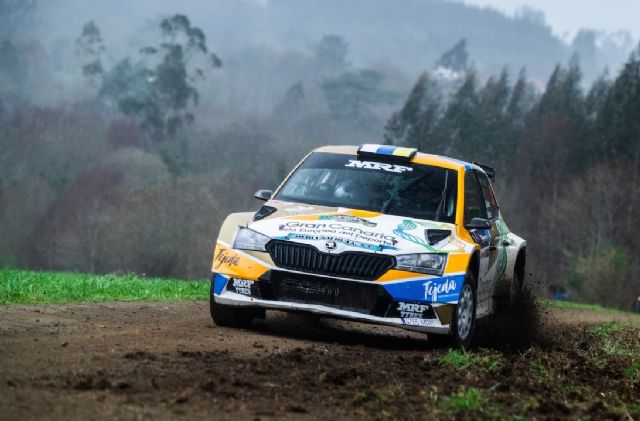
440, 349, 502, 372
0, 269, 209, 304
544, 299, 638, 316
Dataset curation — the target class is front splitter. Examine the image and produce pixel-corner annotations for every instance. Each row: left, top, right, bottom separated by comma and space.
214, 290, 450, 335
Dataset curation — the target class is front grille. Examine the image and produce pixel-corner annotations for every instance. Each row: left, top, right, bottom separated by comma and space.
259, 271, 391, 315
266, 240, 395, 280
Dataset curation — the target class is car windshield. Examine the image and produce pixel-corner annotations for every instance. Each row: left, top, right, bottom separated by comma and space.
275, 152, 458, 223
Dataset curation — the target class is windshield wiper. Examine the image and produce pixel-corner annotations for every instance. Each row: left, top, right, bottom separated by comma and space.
434, 171, 449, 222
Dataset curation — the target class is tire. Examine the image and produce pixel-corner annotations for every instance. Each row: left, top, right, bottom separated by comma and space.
494, 269, 525, 315
511, 268, 524, 298
449, 272, 477, 349
209, 278, 256, 328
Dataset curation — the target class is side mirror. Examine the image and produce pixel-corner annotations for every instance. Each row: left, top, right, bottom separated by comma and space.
465, 217, 491, 230
254, 189, 273, 201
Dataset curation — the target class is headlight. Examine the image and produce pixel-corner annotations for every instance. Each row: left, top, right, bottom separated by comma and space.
395, 253, 447, 275
233, 227, 271, 251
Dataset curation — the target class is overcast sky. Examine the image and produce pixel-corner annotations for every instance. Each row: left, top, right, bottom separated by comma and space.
460, 0, 640, 40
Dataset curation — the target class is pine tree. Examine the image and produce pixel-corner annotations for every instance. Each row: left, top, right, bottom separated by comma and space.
384, 72, 438, 147
594, 45, 640, 233
595, 45, 640, 160
432, 71, 479, 157
321, 69, 396, 121
314, 34, 349, 72
474, 69, 511, 164
521, 58, 586, 279
506, 69, 530, 124
435, 39, 468, 73
76, 21, 106, 87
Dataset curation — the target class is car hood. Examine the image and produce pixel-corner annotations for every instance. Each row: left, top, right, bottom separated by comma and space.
248, 199, 460, 255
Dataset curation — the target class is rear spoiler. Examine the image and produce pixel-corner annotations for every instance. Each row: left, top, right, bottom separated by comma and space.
473, 162, 496, 181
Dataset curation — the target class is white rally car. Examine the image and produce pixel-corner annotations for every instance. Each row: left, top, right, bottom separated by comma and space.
210, 144, 526, 348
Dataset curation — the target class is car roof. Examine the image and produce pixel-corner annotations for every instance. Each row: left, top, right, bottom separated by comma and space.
313, 145, 480, 172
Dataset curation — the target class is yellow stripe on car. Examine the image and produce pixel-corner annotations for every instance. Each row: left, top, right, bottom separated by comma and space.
211, 242, 270, 280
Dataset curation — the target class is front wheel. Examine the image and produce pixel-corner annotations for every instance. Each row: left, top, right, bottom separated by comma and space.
449, 273, 477, 349
209, 279, 258, 328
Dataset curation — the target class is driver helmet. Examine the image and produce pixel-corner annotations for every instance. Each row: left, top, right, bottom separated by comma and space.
334, 179, 363, 200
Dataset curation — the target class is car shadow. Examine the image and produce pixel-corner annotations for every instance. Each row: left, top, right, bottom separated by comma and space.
246, 310, 448, 351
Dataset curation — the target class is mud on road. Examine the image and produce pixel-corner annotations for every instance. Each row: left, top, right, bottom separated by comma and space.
1, 301, 639, 420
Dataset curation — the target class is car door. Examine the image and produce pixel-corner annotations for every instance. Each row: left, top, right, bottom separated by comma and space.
476, 171, 508, 309
463, 171, 500, 315
478, 172, 509, 288
463, 171, 491, 310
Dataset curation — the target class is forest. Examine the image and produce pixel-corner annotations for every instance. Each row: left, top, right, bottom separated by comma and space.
0, 0, 639, 310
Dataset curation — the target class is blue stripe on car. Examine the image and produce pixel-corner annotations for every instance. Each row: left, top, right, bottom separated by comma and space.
376, 145, 396, 155
383, 274, 465, 304
213, 273, 229, 295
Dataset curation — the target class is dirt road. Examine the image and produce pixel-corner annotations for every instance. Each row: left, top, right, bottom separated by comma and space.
1, 301, 639, 420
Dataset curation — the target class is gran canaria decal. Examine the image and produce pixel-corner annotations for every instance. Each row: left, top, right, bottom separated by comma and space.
317, 214, 377, 227
275, 233, 397, 251
276, 221, 398, 250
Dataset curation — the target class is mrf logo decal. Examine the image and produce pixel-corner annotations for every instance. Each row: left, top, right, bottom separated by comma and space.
232, 279, 252, 295
397, 302, 429, 319
345, 160, 413, 174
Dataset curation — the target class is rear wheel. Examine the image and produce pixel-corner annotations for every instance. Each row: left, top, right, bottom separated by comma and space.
209, 278, 258, 328
450, 272, 477, 349
494, 265, 526, 315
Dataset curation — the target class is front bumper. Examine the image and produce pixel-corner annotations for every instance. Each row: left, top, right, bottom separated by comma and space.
212, 272, 451, 335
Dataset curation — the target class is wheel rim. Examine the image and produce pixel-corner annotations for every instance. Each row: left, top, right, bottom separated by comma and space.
457, 283, 474, 340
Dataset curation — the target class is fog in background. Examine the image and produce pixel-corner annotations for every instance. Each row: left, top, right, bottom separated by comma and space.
461, 0, 640, 40
12, 0, 639, 106
1, 0, 639, 309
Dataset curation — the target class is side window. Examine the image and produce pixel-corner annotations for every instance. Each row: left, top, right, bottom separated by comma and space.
464, 171, 487, 224
477, 172, 499, 220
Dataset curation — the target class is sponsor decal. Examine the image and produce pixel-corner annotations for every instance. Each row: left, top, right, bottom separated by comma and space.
345, 160, 413, 174
277, 221, 398, 251
402, 318, 438, 327
318, 214, 377, 227
276, 233, 397, 252
423, 278, 458, 303
231, 278, 252, 295
383, 275, 464, 304
393, 220, 436, 251
214, 248, 240, 269
284, 205, 315, 213
397, 301, 430, 319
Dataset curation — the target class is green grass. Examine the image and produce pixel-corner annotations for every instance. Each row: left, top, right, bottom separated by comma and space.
586, 322, 640, 382
440, 349, 503, 372
440, 387, 485, 412
0, 269, 209, 304
544, 300, 638, 316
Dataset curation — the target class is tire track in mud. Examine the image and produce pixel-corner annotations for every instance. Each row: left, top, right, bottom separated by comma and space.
1, 301, 639, 420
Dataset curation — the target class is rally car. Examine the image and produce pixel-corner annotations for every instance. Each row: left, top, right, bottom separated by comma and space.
210, 144, 526, 348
